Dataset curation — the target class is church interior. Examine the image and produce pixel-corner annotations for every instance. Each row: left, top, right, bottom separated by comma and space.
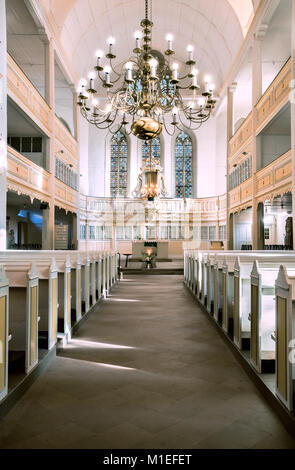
0, 0, 295, 451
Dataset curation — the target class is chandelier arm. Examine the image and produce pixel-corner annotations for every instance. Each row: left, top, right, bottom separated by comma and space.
177, 113, 189, 130
162, 114, 176, 137
109, 59, 122, 78
187, 122, 203, 131
96, 70, 106, 84
178, 73, 191, 81
176, 85, 193, 92
189, 113, 211, 125
94, 122, 116, 130
78, 0, 216, 142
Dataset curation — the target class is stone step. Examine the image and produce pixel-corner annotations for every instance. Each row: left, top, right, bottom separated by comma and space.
121, 268, 184, 275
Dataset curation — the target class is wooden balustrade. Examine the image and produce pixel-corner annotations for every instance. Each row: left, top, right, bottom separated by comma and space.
54, 116, 78, 164
80, 195, 227, 227
255, 150, 292, 202
7, 145, 78, 212
228, 113, 253, 159
54, 179, 78, 213
7, 145, 51, 204
7, 54, 51, 136
229, 178, 253, 212
255, 58, 291, 134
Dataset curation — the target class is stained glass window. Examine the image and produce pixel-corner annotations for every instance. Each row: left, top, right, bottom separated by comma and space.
110, 131, 128, 197
142, 137, 161, 166
175, 132, 193, 198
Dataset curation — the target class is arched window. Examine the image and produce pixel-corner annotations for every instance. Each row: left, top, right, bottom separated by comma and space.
175, 132, 193, 198
110, 131, 128, 197
142, 136, 161, 166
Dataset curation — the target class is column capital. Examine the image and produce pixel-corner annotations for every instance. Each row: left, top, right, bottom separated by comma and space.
37, 27, 49, 44
228, 82, 237, 94
254, 23, 268, 41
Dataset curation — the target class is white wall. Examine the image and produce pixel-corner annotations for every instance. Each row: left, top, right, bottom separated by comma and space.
233, 208, 253, 249
86, 113, 226, 199
78, 114, 89, 195
215, 99, 227, 196
260, 135, 291, 169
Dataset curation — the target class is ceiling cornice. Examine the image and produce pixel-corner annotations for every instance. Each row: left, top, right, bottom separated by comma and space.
216, 0, 281, 107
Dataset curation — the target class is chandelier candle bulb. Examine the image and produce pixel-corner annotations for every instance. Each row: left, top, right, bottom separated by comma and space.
95, 50, 104, 70
134, 31, 142, 49
125, 62, 133, 82
88, 72, 96, 92
104, 66, 111, 85
166, 34, 173, 51
187, 45, 194, 62
172, 63, 178, 81
209, 84, 215, 94
107, 37, 116, 59
149, 58, 158, 79
192, 73, 198, 88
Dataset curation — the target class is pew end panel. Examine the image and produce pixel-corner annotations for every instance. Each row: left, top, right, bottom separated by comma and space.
5, 263, 39, 376
38, 259, 58, 351
275, 267, 295, 411
233, 258, 251, 350
0, 266, 9, 402
213, 256, 223, 324
250, 261, 278, 374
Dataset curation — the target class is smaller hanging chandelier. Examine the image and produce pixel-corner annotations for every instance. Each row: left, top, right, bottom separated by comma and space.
77, 0, 217, 140
133, 142, 168, 201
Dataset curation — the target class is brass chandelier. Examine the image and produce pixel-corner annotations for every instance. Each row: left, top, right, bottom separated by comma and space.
77, 0, 216, 140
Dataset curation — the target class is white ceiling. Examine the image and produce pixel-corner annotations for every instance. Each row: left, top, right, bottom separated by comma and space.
41, 0, 255, 90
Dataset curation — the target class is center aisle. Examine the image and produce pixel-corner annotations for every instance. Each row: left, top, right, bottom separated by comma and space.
0, 275, 295, 449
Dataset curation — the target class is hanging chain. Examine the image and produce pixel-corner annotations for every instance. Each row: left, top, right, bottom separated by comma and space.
145, 0, 152, 22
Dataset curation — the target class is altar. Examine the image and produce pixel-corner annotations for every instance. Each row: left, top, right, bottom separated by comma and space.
132, 241, 169, 260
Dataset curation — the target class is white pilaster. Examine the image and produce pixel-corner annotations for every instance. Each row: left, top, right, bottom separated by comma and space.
0, 0, 7, 250
251, 26, 267, 250
291, 0, 295, 246
43, 38, 55, 249
226, 83, 236, 250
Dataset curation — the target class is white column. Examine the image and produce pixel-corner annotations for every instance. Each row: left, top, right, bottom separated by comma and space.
251, 27, 267, 250
291, 0, 295, 246
43, 38, 55, 249
226, 83, 236, 250
0, 0, 7, 250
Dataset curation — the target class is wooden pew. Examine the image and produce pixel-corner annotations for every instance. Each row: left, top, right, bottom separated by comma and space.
251, 260, 275, 373
275, 266, 295, 411
0, 266, 9, 402
221, 256, 234, 334
91, 253, 100, 303
206, 253, 217, 315
79, 253, 91, 313
89, 254, 96, 308
4, 261, 39, 375
111, 252, 118, 285
195, 252, 204, 301
3, 252, 71, 343
57, 251, 83, 323
35, 258, 58, 350
213, 255, 223, 323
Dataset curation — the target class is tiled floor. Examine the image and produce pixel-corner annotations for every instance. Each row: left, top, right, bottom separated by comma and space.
0, 274, 295, 449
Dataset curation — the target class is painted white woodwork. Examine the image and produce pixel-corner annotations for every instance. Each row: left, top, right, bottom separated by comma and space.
0, 0, 7, 251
